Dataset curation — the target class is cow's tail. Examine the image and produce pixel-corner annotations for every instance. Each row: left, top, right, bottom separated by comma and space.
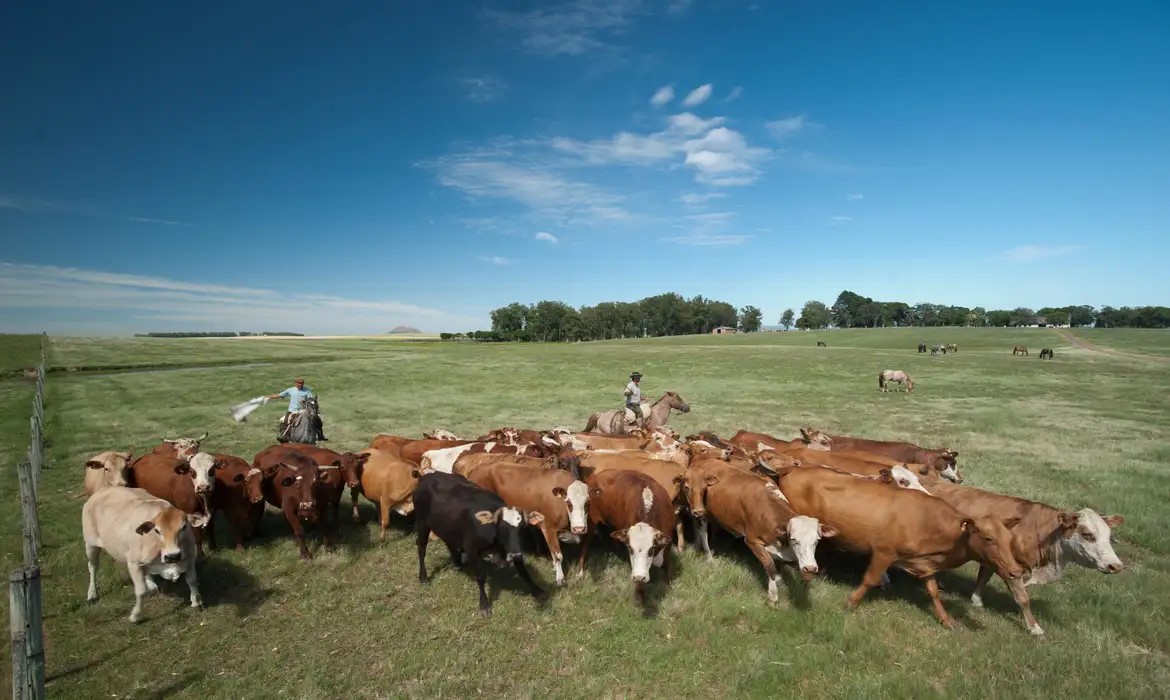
583, 413, 599, 433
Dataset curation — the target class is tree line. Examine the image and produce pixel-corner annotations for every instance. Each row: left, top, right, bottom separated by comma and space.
133, 331, 305, 338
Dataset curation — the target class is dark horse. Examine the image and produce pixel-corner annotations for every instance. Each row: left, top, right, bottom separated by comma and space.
1039, 348, 1054, 360
277, 396, 322, 445
817, 340, 827, 347
918, 343, 927, 353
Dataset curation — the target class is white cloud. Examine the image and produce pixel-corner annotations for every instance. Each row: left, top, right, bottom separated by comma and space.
650, 85, 674, 106
724, 86, 743, 102
681, 83, 713, 107
846, 193, 864, 200
678, 192, 727, 205
663, 232, 751, 246
0, 262, 484, 334
682, 127, 769, 185
461, 75, 509, 103
487, 0, 645, 56
1002, 245, 1084, 263
668, 0, 695, 13
479, 255, 511, 266
663, 210, 750, 246
535, 231, 558, 243
127, 216, 191, 226
766, 116, 807, 140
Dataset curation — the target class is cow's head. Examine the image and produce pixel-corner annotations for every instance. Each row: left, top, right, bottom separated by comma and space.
781, 516, 836, 581
423, 429, 461, 441
684, 441, 732, 462
179, 453, 220, 494
474, 506, 538, 562
889, 465, 931, 494
1058, 510, 1125, 574
277, 463, 320, 521
160, 433, 207, 461
554, 481, 590, 535
611, 522, 671, 583
928, 449, 962, 483
798, 428, 832, 451
241, 467, 265, 503
134, 505, 189, 564
678, 470, 719, 518
964, 516, 1026, 582
85, 451, 133, 489
337, 452, 368, 489
754, 450, 802, 477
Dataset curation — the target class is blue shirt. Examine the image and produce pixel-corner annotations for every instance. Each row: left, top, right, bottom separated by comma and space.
280, 386, 314, 412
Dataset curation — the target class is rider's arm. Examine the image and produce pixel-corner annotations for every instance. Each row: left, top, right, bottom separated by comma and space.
268, 389, 288, 400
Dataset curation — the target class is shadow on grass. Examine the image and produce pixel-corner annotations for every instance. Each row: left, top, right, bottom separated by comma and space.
47, 642, 132, 682
417, 540, 553, 614
697, 519, 814, 610
573, 525, 683, 619
141, 671, 202, 699
196, 556, 273, 618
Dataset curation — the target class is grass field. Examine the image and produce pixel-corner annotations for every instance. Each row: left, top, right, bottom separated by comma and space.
2, 328, 1169, 699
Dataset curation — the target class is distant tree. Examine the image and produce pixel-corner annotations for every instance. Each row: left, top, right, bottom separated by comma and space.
1068, 305, 1096, 327
779, 308, 795, 330
739, 305, 763, 332
796, 300, 832, 330
1009, 307, 1037, 327
986, 309, 1012, 327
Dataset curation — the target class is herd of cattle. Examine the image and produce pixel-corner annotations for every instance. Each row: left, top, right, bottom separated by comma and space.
80, 424, 1124, 634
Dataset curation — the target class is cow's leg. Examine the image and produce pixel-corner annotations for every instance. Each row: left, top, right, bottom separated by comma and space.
512, 558, 545, 598
351, 488, 362, 523
283, 504, 311, 560
970, 564, 994, 608
924, 575, 958, 629
229, 510, 247, 552
1005, 576, 1044, 636
847, 551, 895, 610
378, 496, 393, 543
541, 526, 566, 586
674, 511, 685, 554
126, 564, 148, 623
575, 529, 592, 580
205, 508, 219, 551
416, 526, 431, 583
85, 544, 101, 602
144, 574, 158, 593
185, 564, 203, 610
318, 502, 334, 551
696, 517, 713, 559
746, 538, 781, 603
474, 557, 492, 616
193, 524, 206, 559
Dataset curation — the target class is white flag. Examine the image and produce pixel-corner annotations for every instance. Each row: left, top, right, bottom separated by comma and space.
230, 396, 269, 422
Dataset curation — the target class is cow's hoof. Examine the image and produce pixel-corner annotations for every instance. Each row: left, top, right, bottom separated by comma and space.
970, 593, 984, 608
86, 596, 98, 605
942, 619, 960, 631
479, 607, 492, 618
129, 613, 142, 624
1028, 624, 1045, 637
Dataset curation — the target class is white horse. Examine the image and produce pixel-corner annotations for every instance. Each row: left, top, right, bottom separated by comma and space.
878, 370, 914, 393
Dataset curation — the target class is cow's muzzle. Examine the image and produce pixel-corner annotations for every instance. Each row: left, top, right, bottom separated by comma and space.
506, 553, 524, 563
632, 573, 649, 584
801, 565, 818, 582
571, 526, 587, 536
163, 552, 183, 563
1103, 562, 1123, 574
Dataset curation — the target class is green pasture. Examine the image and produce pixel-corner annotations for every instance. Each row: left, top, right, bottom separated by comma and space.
1, 328, 1168, 699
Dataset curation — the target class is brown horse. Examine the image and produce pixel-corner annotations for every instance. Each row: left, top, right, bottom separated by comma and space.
1013, 346, 1029, 356
1039, 348, 1054, 360
878, 370, 914, 393
583, 392, 691, 436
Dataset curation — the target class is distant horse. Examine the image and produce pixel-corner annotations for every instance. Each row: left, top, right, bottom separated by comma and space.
1013, 346, 1029, 356
917, 343, 927, 353
930, 344, 946, 356
817, 340, 827, 347
278, 396, 321, 445
1039, 348, 1054, 360
946, 344, 958, 353
879, 370, 914, 393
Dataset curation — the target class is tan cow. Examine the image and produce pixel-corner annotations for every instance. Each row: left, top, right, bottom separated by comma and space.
577, 452, 687, 551
84, 451, 133, 495
82, 487, 203, 623
368, 434, 410, 456
352, 449, 420, 541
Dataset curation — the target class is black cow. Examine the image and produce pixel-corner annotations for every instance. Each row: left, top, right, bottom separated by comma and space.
412, 470, 544, 616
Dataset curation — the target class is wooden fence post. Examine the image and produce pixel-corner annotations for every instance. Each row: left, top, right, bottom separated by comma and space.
9, 567, 46, 700
15, 460, 40, 568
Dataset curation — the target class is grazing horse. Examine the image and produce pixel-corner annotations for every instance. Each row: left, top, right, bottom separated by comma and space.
918, 343, 927, 353
1039, 348, 1054, 360
1013, 346, 1029, 356
817, 340, 827, 347
946, 343, 958, 353
879, 370, 914, 393
278, 396, 321, 445
583, 392, 690, 436
930, 344, 945, 356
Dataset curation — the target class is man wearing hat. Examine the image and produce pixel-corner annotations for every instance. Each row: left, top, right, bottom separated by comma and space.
268, 377, 328, 441
623, 372, 645, 429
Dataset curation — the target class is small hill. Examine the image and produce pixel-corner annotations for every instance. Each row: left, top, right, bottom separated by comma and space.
388, 326, 422, 334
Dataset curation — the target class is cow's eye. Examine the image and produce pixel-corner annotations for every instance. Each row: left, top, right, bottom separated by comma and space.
1080, 531, 1096, 542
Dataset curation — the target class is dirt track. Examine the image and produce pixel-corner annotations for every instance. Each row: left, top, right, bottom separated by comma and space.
1053, 328, 1169, 363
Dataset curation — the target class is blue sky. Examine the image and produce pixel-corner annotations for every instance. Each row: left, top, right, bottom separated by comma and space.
2, 0, 1167, 334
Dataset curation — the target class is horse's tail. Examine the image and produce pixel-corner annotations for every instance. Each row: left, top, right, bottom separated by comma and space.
878, 372, 885, 390
583, 413, 599, 433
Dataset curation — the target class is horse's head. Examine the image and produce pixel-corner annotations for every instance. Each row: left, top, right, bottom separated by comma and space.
302, 396, 320, 417
662, 391, 690, 413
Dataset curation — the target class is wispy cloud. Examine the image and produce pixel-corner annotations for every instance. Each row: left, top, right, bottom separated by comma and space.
667, 0, 694, 13
0, 262, 483, 333
0, 194, 56, 211
649, 84, 674, 107
662, 210, 751, 246
681, 83, 713, 107
535, 231, 558, 243
846, 193, 864, 200
663, 232, 751, 246
487, 0, 646, 56
678, 191, 727, 205
1002, 244, 1084, 263
479, 255, 512, 266
127, 216, 192, 227
461, 74, 509, 103
724, 86, 743, 103
766, 115, 808, 140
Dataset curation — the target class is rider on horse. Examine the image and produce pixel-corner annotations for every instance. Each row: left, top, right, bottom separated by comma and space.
268, 377, 327, 441
623, 372, 645, 429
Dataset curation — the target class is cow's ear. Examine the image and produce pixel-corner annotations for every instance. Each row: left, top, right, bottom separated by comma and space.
1003, 517, 1021, 530
819, 523, 838, 538
877, 469, 893, 484
551, 487, 567, 498
1102, 514, 1125, 528
473, 510, 496, 525
672, 474, 684, 485
233, 473, 245, 483
120, 451, 133, 461
135, 521, 155, 536
1058, 511, 1079, 530
357, 453, 370, 465
705, 475, 719, 487
213, 459, 226, 469
960, 518, 979, 534
85, 460, 104, 470
527, 511, 545, 526
331, 459, 342, 468
653, 532, 672, 548
610, 528, 630, 544
173, 463, 191, 475
947, 450, 959, 458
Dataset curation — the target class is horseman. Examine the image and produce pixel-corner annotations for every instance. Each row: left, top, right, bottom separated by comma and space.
623, 372, 646, 429
268, 377, 327, 442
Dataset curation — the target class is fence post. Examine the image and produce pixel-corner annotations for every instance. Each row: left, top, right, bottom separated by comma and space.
15, 459, 40, 568
27, 418, 41, 494
9, 567, 45, 700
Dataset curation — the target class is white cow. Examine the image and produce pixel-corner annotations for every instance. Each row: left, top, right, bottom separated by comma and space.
82, 487, 203, 622
84, 451, 133, 496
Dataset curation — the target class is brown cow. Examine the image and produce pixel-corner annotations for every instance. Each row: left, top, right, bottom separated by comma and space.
279, 443, 368, 524
812, 430, 962, 483
776, 466, 1025, 628
399, 439, 475, 466
129, 451, 221, 556
465, 463, 590, 586
255, 450, 327, 559
726, 429, 798, 454
453, 451, 580, 479
554, 432, 658, 453
921, 478, 1125, 636
767, 447, 948, 482
580, 470, 676, 606
577, 452, 687, 551
84, 451, 133, 496
368, 434, 411, 456
206, 454, 264, 551
352, 448, 421, 541
683, 458, 834, 602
